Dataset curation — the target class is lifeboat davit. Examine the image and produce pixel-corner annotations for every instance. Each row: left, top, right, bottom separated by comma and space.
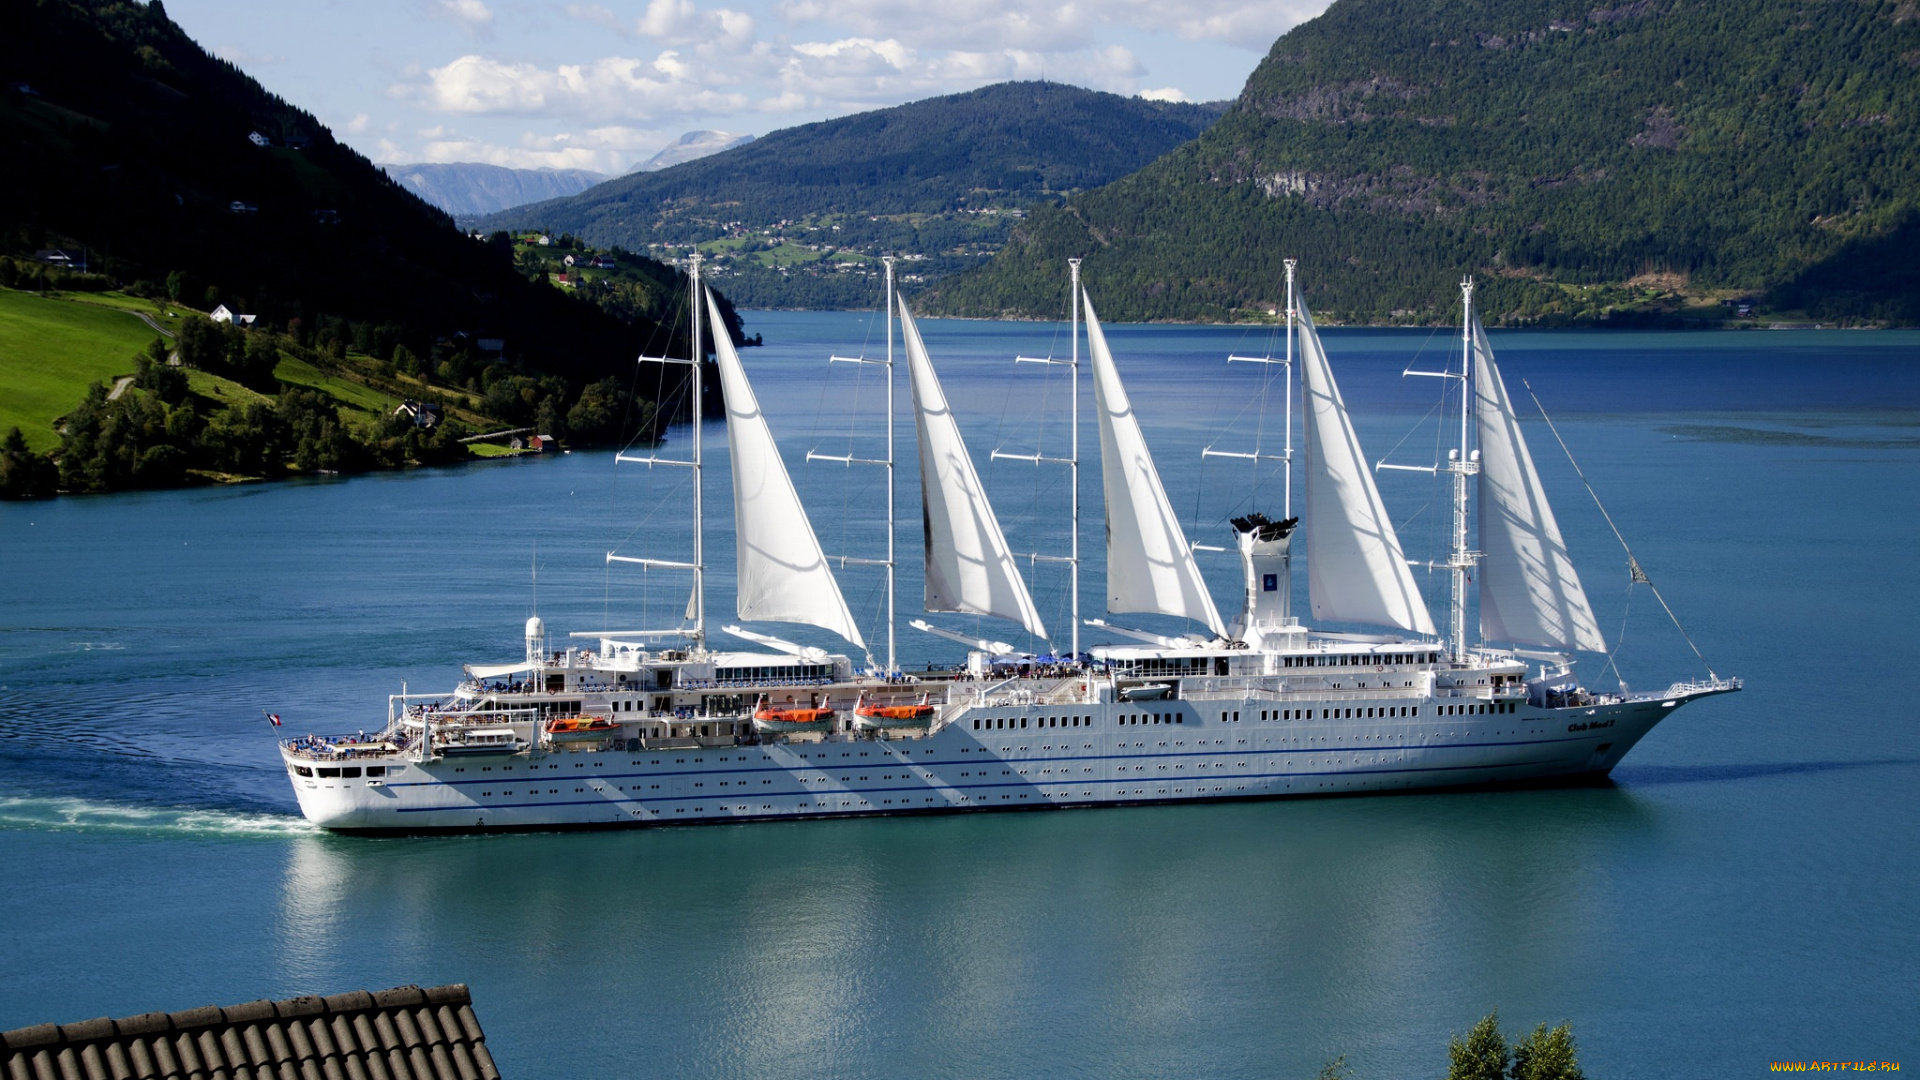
852, 692, 935, 730
752, 696, 835, 734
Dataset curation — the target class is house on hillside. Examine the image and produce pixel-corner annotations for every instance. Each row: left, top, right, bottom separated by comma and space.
589, 254, 617, 268
209, 305, 257, 326
228, 200, 258, 215
394, 400, 444, 429
248, 131, 273, 147
33, 249, 75, 267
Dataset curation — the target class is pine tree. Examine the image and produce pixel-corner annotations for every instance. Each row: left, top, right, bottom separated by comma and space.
1510, 1022, 1582, 1080
1447, 1012, 1510, 1080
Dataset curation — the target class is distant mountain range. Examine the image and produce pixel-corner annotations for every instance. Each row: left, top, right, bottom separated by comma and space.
636, 130, 755, 172
387, 164, 608, 218
481, 83, 1227, 308
931, 0, 1920, 325
388, 133, 756, 218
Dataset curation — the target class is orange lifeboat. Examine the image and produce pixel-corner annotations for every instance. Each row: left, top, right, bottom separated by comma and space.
853, 692, 935, 729
752, 695, 835, 733
545, 715, 618, 741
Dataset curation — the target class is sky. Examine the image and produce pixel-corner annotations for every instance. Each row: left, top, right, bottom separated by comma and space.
162, 0, 1336, 175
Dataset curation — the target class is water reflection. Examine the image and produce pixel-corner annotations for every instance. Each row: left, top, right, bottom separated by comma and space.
276, 787, 1661, 1078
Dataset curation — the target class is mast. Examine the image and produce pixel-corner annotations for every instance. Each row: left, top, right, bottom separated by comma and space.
610, 253, 707, 652
1284, 258, 1296, 518
692, 253, 705, 649
995, 259, 1081, 656
1068, 258, 1081, 660
886, 256, 896, 673
808, 256, 897, 673
1448, 275, 1478, 661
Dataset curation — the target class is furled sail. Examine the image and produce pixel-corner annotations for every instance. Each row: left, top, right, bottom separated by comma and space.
1471, 317, 1605, 651
1085, 294, 1226, 638
708, 288, 866, 651
1298, 301, 1438, 636
899, 302, 1049, 641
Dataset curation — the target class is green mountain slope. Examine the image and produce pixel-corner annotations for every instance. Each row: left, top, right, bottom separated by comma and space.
929, 0, 1920, 325
0, 0, 716, 383
481, 82, 1225, 308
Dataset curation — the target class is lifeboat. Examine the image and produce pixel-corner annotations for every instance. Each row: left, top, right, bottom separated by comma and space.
752, 695, 835, 734
545, 715, 618, 742
852, 692, 935, 730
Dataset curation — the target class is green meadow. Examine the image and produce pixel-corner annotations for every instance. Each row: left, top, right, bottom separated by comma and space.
0, 288, 164, 452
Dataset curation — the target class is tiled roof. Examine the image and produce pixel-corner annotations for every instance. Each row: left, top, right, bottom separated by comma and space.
0, 984, 501, 1080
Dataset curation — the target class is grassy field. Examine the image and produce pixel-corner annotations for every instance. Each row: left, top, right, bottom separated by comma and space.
0, 287, 162, 451
273, 354, 401, 423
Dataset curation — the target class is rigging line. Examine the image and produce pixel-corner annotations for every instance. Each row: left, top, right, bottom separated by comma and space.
1603, 578, 1635, 694
1521, 378, 1718, 680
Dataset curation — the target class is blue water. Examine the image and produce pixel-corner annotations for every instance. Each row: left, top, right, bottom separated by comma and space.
3, 316, 1918, 1077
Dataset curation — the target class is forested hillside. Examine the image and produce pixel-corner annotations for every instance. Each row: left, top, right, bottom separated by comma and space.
0, 0, 743, 497
930, 0, 1920, 325
482, 83, 1226, 308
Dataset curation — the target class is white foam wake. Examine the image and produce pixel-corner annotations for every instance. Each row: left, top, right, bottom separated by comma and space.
0, 796, 320, 837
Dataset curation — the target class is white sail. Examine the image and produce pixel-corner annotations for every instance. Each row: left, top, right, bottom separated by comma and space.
1085, 294, 1226, 638
1298, 301, 1438, 636
1471, 317, 1605, 652
708, 288, 866, 651
900, 302, 1049, 641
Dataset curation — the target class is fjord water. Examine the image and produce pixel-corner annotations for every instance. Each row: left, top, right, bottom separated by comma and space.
3, 314, 1917, 1078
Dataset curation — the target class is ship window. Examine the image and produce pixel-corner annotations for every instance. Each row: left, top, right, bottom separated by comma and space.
291, 765, 312, 777
342, 767, 362, 778
1021, 718, 1028, 728
317, 768, 340, 778
972, 719, 979, 730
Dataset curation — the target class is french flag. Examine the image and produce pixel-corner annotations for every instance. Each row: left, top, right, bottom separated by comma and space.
265, 711, 283, 727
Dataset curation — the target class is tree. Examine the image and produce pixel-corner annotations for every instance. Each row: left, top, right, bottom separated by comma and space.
564, 376, 630, 445
1448, 1012, 1510, 1080
0, 428, 59, 499
1511, 1023, 1582, 1080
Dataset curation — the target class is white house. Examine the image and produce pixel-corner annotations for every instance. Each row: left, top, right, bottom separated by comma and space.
210, 304, 257, 326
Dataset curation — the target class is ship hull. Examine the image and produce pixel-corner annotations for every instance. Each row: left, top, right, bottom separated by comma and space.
285, 689, 1711, 834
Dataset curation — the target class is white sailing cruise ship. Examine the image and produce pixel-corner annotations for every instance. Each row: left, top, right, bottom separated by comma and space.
282, 258, 1739, 833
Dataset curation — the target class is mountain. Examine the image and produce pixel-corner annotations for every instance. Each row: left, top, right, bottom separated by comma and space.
480, 83, 1227, 308
387, 163, 608, 218
929, 0, 1920, 326
0, 0, 720, 391
636, 131, 755, 172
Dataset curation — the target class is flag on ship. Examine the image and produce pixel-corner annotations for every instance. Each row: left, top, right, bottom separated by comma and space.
265, 711, 282, 727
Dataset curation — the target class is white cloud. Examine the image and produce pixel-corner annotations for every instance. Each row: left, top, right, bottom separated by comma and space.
397, 53, 750, 123
637, 0, 757, 46
432, 0, 495, 35
390, 125, 670, 171
1138, 86, 1187, 102
345, 112, 372, 133
777, 0, 1321, 49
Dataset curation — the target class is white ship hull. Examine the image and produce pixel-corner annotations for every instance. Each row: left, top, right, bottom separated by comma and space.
284, 681, 1729, 834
